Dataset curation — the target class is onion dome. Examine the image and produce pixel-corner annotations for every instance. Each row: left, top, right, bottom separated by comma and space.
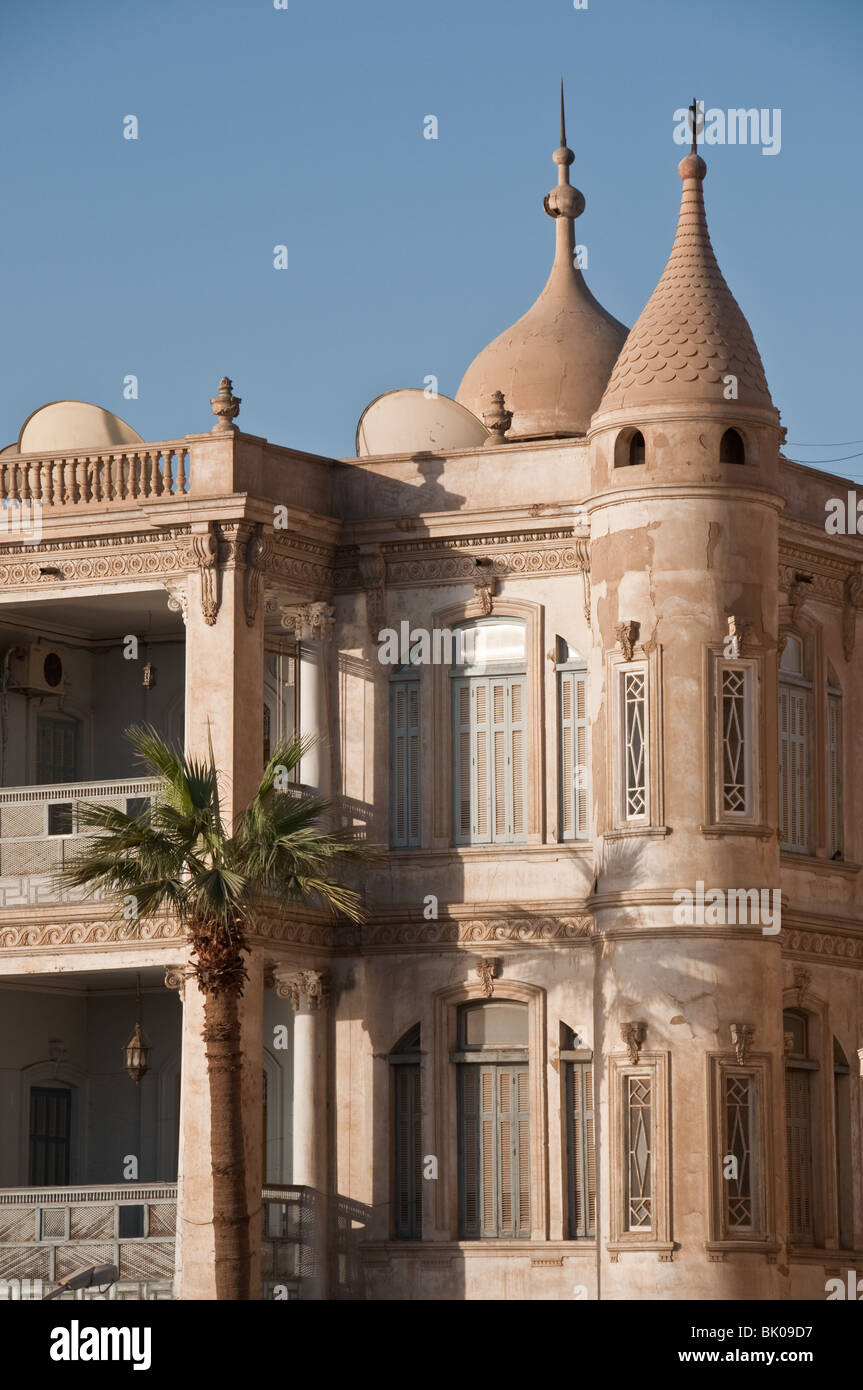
456, 84, 628, 439
597, 143, 776, 419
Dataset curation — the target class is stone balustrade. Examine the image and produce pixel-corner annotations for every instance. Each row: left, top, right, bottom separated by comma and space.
0, 443, 191, 507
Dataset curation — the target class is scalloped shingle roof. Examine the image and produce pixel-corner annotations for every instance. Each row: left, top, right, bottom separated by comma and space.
598, 156, 774, 416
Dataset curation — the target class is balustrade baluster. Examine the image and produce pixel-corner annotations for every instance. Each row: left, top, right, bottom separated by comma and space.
175, 449, 187, 494
154, 451, 165, 496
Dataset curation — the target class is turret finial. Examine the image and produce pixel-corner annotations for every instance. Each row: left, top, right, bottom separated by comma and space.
560, 77, 566, 149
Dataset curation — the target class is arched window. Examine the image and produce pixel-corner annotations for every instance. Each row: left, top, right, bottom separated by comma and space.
456, 1000, 529, 1239
390, 1025, 422, 1239
613, 429, 646, 468
451, 619, 527, 846
784, 1009, 816, 1246
779, 636, 812, 854
833, 1038, 853, 1249
629, 431, 646, 466
720, 428, 745, 465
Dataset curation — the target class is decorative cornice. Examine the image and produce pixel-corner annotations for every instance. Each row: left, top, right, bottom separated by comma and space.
340, 914, 594, 950
0, 916, 184, 950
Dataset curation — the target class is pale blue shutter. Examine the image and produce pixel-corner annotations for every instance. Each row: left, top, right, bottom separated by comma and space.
560, 670, 588, 841
391, 679, 420, 848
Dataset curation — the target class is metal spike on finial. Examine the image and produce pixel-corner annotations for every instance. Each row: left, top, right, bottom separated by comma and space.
560, 77, 566, 149
689, 96, 699, 156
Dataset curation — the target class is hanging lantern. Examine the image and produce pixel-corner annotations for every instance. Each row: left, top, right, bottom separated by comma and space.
142, 661, 156, 689
123, 977, 151, 1084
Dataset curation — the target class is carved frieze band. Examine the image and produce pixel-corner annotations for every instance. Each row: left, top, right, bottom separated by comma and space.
340, 915, 595, 948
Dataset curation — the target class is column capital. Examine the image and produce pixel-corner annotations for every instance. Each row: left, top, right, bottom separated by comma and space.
273, 967, 330, 1012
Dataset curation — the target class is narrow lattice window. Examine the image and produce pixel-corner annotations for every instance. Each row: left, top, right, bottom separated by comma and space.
721, 666, 748, 813
625, 1075, 652, 1230
391, 679, 421, 848
622, 669, 647, 821
566, 1060, 596, 1237
724, 1074, 754, 1229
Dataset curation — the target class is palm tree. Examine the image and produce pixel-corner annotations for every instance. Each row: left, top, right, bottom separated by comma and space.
59, 724, 369, 1300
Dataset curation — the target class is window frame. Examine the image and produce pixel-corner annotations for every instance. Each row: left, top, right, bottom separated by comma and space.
706, 1052, 775, 1253
390, 672, 422, 849
557, 658, 589, 842
607, 1051, 672, 1259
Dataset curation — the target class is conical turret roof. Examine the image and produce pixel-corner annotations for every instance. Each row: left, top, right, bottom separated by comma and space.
598, 151, 775, 417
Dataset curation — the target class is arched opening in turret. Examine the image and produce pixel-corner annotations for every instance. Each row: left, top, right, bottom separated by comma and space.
614, 428, 645, 468
720, 428, 745, 465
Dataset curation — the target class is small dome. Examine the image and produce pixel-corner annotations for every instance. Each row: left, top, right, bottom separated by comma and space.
597, 156, 775, 419
17, 401, 144, 454
457, 117, 627, 440
356, 389, 488, 456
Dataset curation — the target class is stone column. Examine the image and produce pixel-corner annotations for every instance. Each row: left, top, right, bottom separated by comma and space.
280, 603, 334, 795
275, 967, 329, 1298
173, 954, 265, 1300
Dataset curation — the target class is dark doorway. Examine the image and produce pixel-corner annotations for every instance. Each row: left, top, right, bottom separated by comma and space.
28, 1086, 71, 1184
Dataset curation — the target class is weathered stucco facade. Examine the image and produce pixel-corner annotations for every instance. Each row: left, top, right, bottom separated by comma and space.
0, 120, 860, 1301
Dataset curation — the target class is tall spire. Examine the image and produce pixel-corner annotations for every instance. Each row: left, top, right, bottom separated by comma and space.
543, 78, 585, 274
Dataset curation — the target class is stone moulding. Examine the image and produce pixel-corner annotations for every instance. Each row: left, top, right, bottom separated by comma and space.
0, 916, 185, 950
341, 915, 594, 950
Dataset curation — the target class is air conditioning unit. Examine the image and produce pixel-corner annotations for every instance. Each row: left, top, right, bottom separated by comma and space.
10, 644, 66, 695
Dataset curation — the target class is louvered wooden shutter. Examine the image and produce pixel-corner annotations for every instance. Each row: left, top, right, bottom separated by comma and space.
779, 683, 810, 852
394, 1063, 422, 1238
391, 680, 421, 848
459, 1064, 530, 1238
509, 677, 527, 841
459, 1066, 481, 1236
786, 1068, 814, 1244
566, 1061, 596, 1237
560, 671, 588, 841
827, 692, 843, 857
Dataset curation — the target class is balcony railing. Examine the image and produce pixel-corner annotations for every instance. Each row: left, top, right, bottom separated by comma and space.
0, 1183, 176, 1300
0, 442, 191, 508
0, 1184, 317, 1300
0, 777, 160, 904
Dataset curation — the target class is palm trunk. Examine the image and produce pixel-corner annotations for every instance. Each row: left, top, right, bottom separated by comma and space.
192, 925, 251, 1300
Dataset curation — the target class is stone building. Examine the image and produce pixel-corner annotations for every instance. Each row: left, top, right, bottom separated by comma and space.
0, 111, 860, 1302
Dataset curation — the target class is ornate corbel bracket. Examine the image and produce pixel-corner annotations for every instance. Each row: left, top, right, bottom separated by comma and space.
164, 967, 187, 999
473, 559, 495, 615
358, 547, 387, 639
787, 572, 813, 627
191, 521, 221, 626
164, 582, 188, 626
615, 621, 639, 663
475, 957, 497, 998
792, 966, 811, 1010
620, 1021, 645, 1065
244, 523, 272, 628
573, 536, 591, 625
730, 1022, 754, 1065
842, 566, 863, 662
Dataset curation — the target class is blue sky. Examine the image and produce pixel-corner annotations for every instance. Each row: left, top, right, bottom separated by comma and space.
1, 0, 861, 474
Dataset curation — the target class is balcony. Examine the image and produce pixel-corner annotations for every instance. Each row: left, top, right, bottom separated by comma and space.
0, 777, 160, 908
0, 1183, 314, 1300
